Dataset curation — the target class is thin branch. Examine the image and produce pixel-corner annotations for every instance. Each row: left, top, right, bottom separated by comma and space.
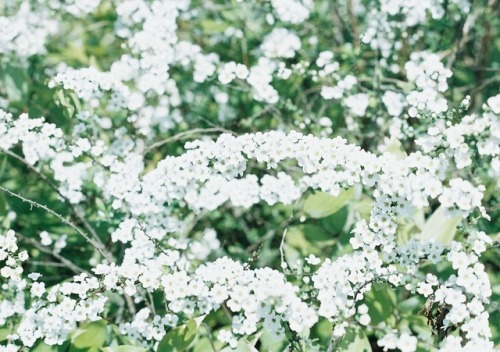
330, 4, 346, 45
144, 127, 234, 153
279, 199, 301, 269
203, 323, 219, 352
347, 0, 360, 49
1, 149, 109, 257
0, 185, 112, 261
326, 333, 342, 352
16, 232, 88, 274
445, 10, 477, 70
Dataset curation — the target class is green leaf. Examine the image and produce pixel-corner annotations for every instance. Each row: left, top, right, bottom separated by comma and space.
312, 318, 334, 345
32, 341, 70, 352
1, 63, 29, 103
320, 206, 349, 234
364, 283, 397, 325
354, 197, 372, 221
417, 206, 461, 244
101, 346, 147, 352
70, 320, 108, 352
0, 191, 8, 216
398, 296, 422, 313
192, 337, 223, 352
220, 340, 259, 352
200, 20, 230, 34
283, 243, 303, 270
0, 328, 10, 342
337, 327, 372, 352
257, 329, 287, 352
286, 225, 332, 253
55, 90, 77, 119
303, 188, 354, 219
302, 224, 333, 243
157, 320, 198, 352
385, 139, 407, 159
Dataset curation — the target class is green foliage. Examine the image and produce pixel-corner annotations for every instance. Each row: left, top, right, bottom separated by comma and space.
364, 283, 398, 325
0, 62, 29, 105
0, 0, 498, 350
417, 206, 461, 244
70, 320, 108, 352
303, 188, 354, 219
219, 341, 259, 352
336, 327, 372, 352
32, 341, 70, 352
157, 320, 198, 352
101, 346, 147, 352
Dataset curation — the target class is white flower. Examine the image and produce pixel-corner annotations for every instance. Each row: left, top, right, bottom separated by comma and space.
396, 333, 418, 352
260, 28, 301, 59
270, 0, 312, 24
382, 91, 407, 116
345, 94, 370, 116
30, 282, 45, 298
321, 86, 343, 100
487, 94, 500, 114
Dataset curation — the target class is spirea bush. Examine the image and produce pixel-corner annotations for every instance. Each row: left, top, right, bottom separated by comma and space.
0, 0, 499, 351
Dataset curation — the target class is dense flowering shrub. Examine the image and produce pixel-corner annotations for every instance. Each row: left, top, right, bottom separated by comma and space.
0, 0, 499, 351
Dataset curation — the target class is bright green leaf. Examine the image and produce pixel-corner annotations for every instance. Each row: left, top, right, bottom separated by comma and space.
101, 346, 147, 352
157, 320, 197, 352
220, 340, 259, 352
258, 329, 286, 352
337, 327, 372, 352
303, 188, 354, 219
283, 243, 302, 270
0, 328, 9, 342
354, 197, 373, 221
385, 139, 407, 159
200, 20, 230, 34
364, 283, 397, 325
417, 206, 461, 244
70, 320, 108, 352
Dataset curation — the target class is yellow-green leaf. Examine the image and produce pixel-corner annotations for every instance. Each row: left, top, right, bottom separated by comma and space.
157, 320, 197, 352
70, 320, 107, 352
220, 340, 259, 352
337, 327, 372, 352
385, 139, 407, 159
101, 346, 147, 352
303, 188, 354, 219
364, 283, 397, 325
32, 341, 70, 352
417, 206, 461, 244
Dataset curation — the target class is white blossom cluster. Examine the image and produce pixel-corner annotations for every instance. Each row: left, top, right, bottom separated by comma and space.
49, 67, 131, 111
0, 2, 58, 59
0, 111, 64, 165
260, 28, 301, 59
269, 0, 313, 24
361, 0, 469, 57
405, 52, 453, 92
0, 230, 27, 281
0, 0, 498, 351
0, 118, 494, 349
416, 99, 500, 177
47, 0, 102, 17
